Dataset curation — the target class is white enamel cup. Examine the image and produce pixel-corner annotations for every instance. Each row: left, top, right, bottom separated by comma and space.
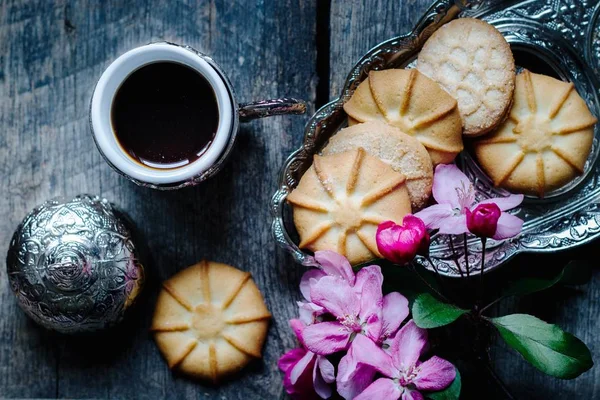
90, 42, 305, 189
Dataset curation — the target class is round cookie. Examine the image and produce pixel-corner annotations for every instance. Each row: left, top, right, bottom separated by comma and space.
473, 70, 597, 197
151, 261, 271, 382
417, 18, 515, 137
321, 121, 433, 210
343, 69, 464, 165
288, 148, 412, 265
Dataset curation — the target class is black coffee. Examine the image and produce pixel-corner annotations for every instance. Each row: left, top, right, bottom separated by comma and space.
111, 62, 220, 169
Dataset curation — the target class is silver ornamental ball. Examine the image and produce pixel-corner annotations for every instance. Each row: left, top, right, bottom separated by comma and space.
6, 195, 145, 333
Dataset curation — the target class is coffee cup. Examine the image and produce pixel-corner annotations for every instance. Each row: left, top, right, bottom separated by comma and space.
90, 42, 305, 189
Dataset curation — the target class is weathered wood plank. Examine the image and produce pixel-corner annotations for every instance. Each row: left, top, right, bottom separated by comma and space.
329, 0, 430, 98
328, 1, 600, 399
3, 0, 599, 398
0, 0, 316, 398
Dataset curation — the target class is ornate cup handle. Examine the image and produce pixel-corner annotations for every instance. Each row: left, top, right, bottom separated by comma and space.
238, 98, 307, 122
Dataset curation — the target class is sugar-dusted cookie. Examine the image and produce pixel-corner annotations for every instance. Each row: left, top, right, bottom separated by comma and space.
288, 148, 412, 265
418, 18, 515, 137
343, 69, 463, 165
473, 70, 597, 197
321, 121, 433, 210
151, 261, 271, 382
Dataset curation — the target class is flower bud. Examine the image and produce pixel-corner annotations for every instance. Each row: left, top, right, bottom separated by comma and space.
466, 203, 501, 238
376, 215, 430, 265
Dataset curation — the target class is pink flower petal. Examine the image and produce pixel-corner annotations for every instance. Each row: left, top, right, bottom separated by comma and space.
401, 389, 424, 400
315, 250, 356, 285
414, 203, 454, 230
302, 321, 351, 355
313, 356, 333, 399
466, 203, 501, 238
351, 334, 398, 378
354, 264, 383, 294
391, 320, 428, 371
376, 218, 428, 265
355, 378, 401, 400
493, 212, 524, 240
437, 214, 469, 235
317, 355, 335, 383
336, 352, 376, 400
289, 318, 307, 347
403, 215, 427, 232
290, 350, 315, 385
300, 269, 327, 301
475, 193, 524, 211
310, 276, 360, 319
381, 292, 409, 340
432, 164, 472, 208
413, 356, 456, 391
298, 301, 323, 325
355, 266, 384, 340
278, 347, 307, 374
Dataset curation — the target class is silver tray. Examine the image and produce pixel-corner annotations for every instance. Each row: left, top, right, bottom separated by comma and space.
271, 0, 600, 277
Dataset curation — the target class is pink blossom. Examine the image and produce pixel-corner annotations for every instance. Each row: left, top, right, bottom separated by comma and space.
336, 292, 409, 399
376, 216, 430, 265
414, 164, 524, 239
297, 251, 354, 324
466, 203, 501, 238
300, 251, 356, 296
300, 263, 409, 400
352, 320, 456, 400
278, 319, 335, 399
302, 266, 385, 355
297, 250, 364, 325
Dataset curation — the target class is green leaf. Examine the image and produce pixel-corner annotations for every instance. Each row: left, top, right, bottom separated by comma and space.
412, 293, 468, 329
427, 367, 461, 400
559, 260, 592, 285
490, 314, 593, 379
501, 261, 592, 299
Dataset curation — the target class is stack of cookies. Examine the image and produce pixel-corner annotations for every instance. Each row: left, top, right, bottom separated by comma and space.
288, 17, 597, 265
288, 68, 464, 265
417, 18, 596, 198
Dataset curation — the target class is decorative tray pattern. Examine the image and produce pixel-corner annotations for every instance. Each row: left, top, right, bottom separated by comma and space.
271, 0, 600, 276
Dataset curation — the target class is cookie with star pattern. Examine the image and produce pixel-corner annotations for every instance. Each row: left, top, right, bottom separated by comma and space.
473, 70, 596, 197
287, 148, 412, 265
151, 261, 271, 382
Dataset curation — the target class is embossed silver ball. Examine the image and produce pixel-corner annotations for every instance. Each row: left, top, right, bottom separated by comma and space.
6, 195, 145, 333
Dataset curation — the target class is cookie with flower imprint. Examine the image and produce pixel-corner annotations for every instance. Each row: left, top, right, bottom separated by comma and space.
151, 260, 271, 382
473, 70, 597, 197
417, 18, 516, 137
287, 148, 412, 265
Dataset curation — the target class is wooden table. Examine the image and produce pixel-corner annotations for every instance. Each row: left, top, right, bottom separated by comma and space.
1, 1, 598, 399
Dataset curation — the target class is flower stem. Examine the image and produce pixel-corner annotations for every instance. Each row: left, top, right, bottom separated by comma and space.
410, 263, 451, 303
463, 233, 470, 278
478, 238, 487, 309
448, 236, 465, 278
480, 296, 502, 315
425, 256, 453, 301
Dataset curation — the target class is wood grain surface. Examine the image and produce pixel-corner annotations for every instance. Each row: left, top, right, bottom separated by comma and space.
0, 0, 315, 398
0, 0, 598, 399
